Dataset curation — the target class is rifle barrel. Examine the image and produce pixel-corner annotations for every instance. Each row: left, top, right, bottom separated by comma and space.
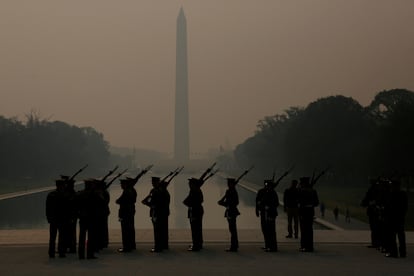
69, 164, 88, 181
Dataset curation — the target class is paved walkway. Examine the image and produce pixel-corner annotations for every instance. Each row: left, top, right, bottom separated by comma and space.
1, 238, 413, 276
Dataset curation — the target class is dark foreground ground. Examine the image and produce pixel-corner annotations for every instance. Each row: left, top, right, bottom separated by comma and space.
1, 242, 413, 276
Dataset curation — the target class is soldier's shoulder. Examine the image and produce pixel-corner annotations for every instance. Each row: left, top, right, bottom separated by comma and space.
47, 190, 58, 197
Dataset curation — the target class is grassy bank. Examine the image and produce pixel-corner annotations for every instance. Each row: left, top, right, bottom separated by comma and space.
317, 184, 414, 230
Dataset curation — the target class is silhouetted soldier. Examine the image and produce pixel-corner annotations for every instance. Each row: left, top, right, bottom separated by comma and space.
256, 179, 279, 252
183, 178, 204, 251
46, 179, 70, 258
183, 164, 216, 251
116, 178, 137, 253
283, 179, 299, 239
218, 178, 240, 252
378, 180, 390, 253
142, 176, 163, 252
117, 165, 151, 252
384, 180, 407, 258
95, 180, 110, 251
77, 179, 99, 259
298, 177, 319, 252
361, 178, 382, 249
60, 165, 88, 254
62, 176, 77, 254
159, 180, 171, 250
333, 206, 339, 221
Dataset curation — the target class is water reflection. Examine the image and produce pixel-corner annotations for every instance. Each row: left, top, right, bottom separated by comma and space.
109, 174, 257, 229
0, 192, 47, 229
0, 174, 258, 230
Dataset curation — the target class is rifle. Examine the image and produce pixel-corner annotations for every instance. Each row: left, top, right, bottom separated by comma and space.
272, 165, 295, 188
132, 165, 154, 186
198, 162, 218, 186
199, 162, 217, 182
202, 169, 219, 184
101, 165, 119, 183
105, 169, 128, 189
69, 164, 88, 181
271, 169, 276, 183
311, 166, 330, 187
235, 165, 254, 184
163, 166, 184, 187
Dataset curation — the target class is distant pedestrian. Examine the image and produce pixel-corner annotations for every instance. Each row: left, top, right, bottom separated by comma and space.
345, 207, 351, 223
320, 202, 326, 218
333, 206, 339, 221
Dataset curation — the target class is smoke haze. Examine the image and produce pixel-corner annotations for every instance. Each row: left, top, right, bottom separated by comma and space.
1, 1, 413, 153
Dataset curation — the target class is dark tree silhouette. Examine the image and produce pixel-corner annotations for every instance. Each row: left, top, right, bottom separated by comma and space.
0, 113, 110, 184
234, 89, 414, 186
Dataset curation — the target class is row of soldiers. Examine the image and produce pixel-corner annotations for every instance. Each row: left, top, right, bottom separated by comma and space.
361, 177, 408, 258
46, 165, 126, 259
257, 169, 321, 253
46, 164, 323, 259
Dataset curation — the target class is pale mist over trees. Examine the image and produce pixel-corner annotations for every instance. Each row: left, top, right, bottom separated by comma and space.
234, 89, 414, 186
0, 112, 110, 181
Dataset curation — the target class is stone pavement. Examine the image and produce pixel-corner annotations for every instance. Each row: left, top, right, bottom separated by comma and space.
1, 228, 413, 275
0, 239, 413, 276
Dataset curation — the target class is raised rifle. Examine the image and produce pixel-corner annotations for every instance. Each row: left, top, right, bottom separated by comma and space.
163, 166, 184, 187
201, 169, 219, 185
159, 166, 182, 184
132, 164, 154, 186
198, 162, 218, 186
69, 164, 88, 181
105, 169, 128, 189
199, 162, 217, 181
311, 166, 330, 187
101, 165, 119, 183
235, 165, 254, 184
272, 165, 295, 188
271, 169, 276, 183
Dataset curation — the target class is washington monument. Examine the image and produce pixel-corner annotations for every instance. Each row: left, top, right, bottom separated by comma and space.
174, 7, 190, 162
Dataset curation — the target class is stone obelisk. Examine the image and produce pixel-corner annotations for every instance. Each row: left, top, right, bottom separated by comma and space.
174, 7, 190, 163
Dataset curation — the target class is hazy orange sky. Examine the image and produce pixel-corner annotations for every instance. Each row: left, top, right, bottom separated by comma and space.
1, 1, 413, 154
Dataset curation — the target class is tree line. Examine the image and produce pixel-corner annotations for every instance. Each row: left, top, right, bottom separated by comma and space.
234, 89, 414, 187
0, 112, 110, 182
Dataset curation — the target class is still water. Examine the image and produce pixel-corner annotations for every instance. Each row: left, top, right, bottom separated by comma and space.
0, 174, 259, 230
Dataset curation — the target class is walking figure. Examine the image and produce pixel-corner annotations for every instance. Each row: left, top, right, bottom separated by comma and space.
333, 206, 339, 221
345, 207, 351, 223
284, 180, 300, 239
320, 202, 326, 218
